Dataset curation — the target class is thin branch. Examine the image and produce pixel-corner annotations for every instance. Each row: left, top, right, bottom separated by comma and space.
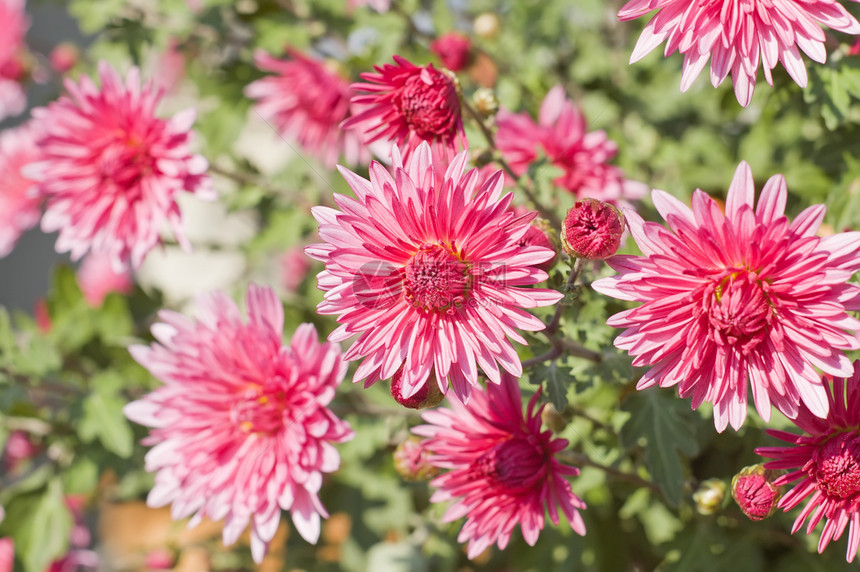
545, 258, 585, 336
559, 451, 663, 496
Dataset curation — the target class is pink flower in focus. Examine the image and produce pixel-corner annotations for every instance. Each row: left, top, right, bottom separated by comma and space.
593, 162, 860, 431
0, 121, 41, 258
77, 252, 134, 307
246, 49, 369, 168
28, 61, 214, 270
282, 246, 311, 293
0, 0, 28, 122
413, 375, 587, 558
496, 86, 646, 204
307, 143, 562, 402
0, 538, 12, 572
124, 285, 353, 563
431, 33, 473, 72
617, 0, 860, 107
756, 361, 860, 561
343, 56, 466, 161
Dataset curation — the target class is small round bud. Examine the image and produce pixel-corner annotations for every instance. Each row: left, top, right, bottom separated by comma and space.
731, 464, 782, 521
473, 13, 500, 39
693, 478, 727, 515
471, 87, 499, 118
49, 43, 79, 74
394, 436, 439, 481
561, 198, 625, 260
390, 367, 445, 409
540, 403, 567, 433
431, 33, 472, 73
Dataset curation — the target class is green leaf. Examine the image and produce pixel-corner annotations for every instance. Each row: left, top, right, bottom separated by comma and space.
78, 372, 134, 458
4, 478, 73, 572
529, 360, 573, 410
620, 389, 699, 506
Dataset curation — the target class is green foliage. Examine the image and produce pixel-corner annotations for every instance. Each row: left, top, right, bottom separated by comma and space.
77, 371, 134, 458
1, 479, 73, 572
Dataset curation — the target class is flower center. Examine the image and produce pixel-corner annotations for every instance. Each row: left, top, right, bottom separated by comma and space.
705, 270, 772, 353
473, 437, 548, 491
809, 432, 860, 499
397, 69, 459, 139
97, 129, 156, 195
231, 378, 288, 436
403, 244, 470, 313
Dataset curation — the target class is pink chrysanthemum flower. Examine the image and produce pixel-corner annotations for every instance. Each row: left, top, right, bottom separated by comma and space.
27, 61, 214, 270
0, 122, 41, 257
0, 0, 28, 122
496, 86, 646, 205
124, 285, 354, 563
756, 361, 860, 561
307, 142, 562, 402
617, 0, 860, 107
412, 374, 587, 558
342, 56, 466, 161
245, 49, 369, 168
593, 161, 860, 431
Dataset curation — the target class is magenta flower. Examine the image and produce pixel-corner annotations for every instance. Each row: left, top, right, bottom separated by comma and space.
413, 375, 587, 558
124, 285, 353, 563
342, 56, 466, 161
756, 361, 860, 561
495, 85, 646, 204
593, 161, 860, 431
562, 198, 626, 260
27, 61, 214, 269
430, 33, 473, 72
0, 122, 41, 258
307, 143, 562, 402
731, 464, 782, 521
0, 0, 27, 122
617, 0, 860, 107
245, 49, 369, 168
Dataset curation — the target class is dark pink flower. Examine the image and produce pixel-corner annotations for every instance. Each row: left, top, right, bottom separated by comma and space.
28, 61, 214, 269
307, 143, 562, 403
124, 285, 354, 563
593, 162, 860, 431
562, 198, 626, 260
618, 0, 860, 106
246, 49, 369, 168
413, 375, 586, 558
496, 86, 646, 204
343, 56, 466, 161
431, 33, 473, 72
756, 361, 860, 561
0, 121, 41, 258
731, 464, 782, 521
77, 252, 134, 307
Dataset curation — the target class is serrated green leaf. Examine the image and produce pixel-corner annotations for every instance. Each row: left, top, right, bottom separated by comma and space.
529, 360, 572, 410
620, 389, 699, 506
4, 478, 73, 572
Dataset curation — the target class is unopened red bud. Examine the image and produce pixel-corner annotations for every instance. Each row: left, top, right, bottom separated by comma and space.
731, 464, 782, 521
49, 43, 79, 74
393, 436, 439, 481
391, 367, 445, 409
562, 198, 625, 260
431, 33, 472, 73
693, 478, 727, 515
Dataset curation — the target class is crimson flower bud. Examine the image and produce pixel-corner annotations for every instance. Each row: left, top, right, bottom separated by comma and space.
731, 464, 782, 521
431, 33, 473, 72
562, 198, 625, 260
49, 43, 79, 74
390, 367, 445, 409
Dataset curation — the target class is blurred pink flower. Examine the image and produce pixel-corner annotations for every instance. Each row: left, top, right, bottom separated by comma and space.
496, 86, 646, 204
307, 143, 561, 403
413, 375, 586, 558
281, 246, 311, 293
125, 285, 353, 563
431, 33, 472, 72
49, 43, 78, 74
343, 56, 466, 161
618, 0, 860, 107
77, 252, 134, 307
2, 430, 39, 473
594, 162, 860, 431
27, 61, 214, 270
0, 538, 12, 572
0, 121, 41, 258
756, 361, 860, 561
0, 0, 28, 122
347, 0, 390, 12
246, 49, 368, 168
153, 38, 185, 94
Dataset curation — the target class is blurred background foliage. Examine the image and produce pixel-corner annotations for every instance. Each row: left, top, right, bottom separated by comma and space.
2, 0, 860, 570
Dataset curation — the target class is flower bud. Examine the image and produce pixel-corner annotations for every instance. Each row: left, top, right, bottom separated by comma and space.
731, 464, 782, 521
390, 367, 445, 409
561, 198, 625, 260
540, 403, 567, 433
49, 43, 79, 74
472, 88, 498, 118
393, 436, 438, 481
692, 478, 727, 515
431, 33, 472, 73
